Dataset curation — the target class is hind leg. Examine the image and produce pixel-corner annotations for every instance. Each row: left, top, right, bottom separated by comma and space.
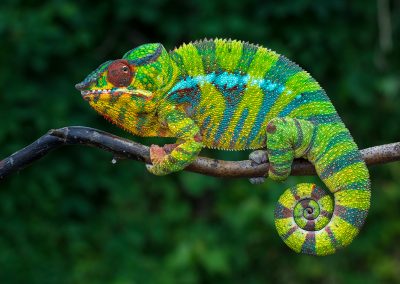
249, 117, 315, 183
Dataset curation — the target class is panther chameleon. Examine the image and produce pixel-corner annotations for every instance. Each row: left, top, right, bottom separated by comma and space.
75, 39, 371, 256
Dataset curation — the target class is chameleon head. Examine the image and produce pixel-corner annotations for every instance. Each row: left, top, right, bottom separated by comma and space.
75, 43, 178, 129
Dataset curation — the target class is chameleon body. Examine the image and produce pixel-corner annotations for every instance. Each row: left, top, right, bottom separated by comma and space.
76, 39, 371, 255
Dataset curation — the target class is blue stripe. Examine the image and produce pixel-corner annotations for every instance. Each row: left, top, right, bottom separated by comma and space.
213, 72, 249, 91
167, 78, 201, 116
194, 40, 217, 73
301, 233, 316, 255
336, 207, 368, 228
213, 73, 248, 142
169, 52, 188, 77
279, 90, 327, 117
245, 80, 285, 146
306, 113, 341, 124
303, 125, 318, 156
214, 107, 235, 143
236, 44, 258, 74
274, 203, 292, 219
168, 86, 201, 104
264, 55, 302, 84
315, 131, 352, 162
335, 180, 370, 192
230, 109, 249, 147
169, 76, 198, 93
201, 116, 211, 133
293, 119, 304, 149
268, 147, 292, 156
319, 150, 363, 179
326, 227, 339, 248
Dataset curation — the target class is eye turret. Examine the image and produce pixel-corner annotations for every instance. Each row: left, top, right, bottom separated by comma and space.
107, 59, 134, 87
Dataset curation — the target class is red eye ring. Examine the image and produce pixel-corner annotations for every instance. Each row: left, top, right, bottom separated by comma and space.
107, 59, 134, 87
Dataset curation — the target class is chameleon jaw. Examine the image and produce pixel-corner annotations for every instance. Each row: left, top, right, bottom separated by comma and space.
80, 88, 153, 100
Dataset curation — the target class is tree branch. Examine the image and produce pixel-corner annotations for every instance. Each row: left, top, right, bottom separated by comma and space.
1, 126, 399, 180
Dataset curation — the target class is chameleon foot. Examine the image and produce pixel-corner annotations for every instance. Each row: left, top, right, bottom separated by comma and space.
248, 150, 268, 184
147, 143, 186, 176
146, 144, 169, 175
150, 144, 167, 164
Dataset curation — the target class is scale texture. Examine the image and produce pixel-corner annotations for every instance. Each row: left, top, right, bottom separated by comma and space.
75, 39, 371, 256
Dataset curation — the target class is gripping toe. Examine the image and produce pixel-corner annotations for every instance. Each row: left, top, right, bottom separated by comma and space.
248, 150, 268, 184
249, 150, 268, 165
249, 177, 266, 184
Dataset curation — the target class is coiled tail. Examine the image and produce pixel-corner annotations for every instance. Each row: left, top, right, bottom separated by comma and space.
269, 118, 371, 255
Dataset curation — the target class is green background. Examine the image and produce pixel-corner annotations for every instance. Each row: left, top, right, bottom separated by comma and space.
1, 0, 399, 283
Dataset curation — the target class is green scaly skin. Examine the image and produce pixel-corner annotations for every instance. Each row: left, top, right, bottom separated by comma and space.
75, 39, 371, 255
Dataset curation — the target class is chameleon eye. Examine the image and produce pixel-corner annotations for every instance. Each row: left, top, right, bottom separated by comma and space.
107, 59, 134, 87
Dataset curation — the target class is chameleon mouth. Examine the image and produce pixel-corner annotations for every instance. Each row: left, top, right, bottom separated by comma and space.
80, 88, 153, 100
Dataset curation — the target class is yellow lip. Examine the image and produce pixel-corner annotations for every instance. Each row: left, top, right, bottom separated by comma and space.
80, 88, 153, 99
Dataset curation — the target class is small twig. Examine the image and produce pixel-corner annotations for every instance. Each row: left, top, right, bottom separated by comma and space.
0, 126, 399, 180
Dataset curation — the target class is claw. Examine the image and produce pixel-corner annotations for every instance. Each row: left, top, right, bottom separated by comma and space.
249, 150, 268, 165
145, 162, 168, 176
249, 177, 266, 184
248, 150, 268, 184
145, 163, 154, 171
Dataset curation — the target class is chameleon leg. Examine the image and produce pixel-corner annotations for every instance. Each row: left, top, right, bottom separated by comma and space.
146, 107, 203, 176
267, 117, 315, 180
248, 117, 314, 183
249, 117, 314, 184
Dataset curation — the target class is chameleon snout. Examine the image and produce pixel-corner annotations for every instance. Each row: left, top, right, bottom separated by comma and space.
75, 81, 88, 91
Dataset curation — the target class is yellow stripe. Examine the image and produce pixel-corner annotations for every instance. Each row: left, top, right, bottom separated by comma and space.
296, 183, 314, 196
229, 86, 265, 149
316, 140, 355, 167
324, 162, 369, 193
315, 216, 330, 230
287, 101, 335, 117
295, 217, 307, 228
275, 218, 294, 237
315, 230, 336, 255
334, 189, 371, 210
221, 85, 264, 149
197, 82, 225, 145
285, 228, 307, 253
170, 147, 191, 161
174, 43, 204, 76
247, 47, 280, 78
318, 195, 334, 213
307, 124, 347, 161
215, 39, 243, 73
278, 188, 297, 209
329, 216, 359, 247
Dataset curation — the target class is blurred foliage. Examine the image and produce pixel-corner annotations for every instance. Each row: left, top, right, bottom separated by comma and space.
0, 0, 400, 283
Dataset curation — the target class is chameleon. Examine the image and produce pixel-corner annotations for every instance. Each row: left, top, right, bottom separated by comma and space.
75, 39, 371, 256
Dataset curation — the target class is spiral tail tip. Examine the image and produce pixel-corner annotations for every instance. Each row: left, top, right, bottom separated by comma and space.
274, 183, 339, 256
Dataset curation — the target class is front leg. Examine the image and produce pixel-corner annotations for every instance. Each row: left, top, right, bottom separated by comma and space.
146, 107, 203, 176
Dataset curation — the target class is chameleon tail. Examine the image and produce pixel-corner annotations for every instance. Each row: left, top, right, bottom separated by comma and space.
269, 118, 371, 255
